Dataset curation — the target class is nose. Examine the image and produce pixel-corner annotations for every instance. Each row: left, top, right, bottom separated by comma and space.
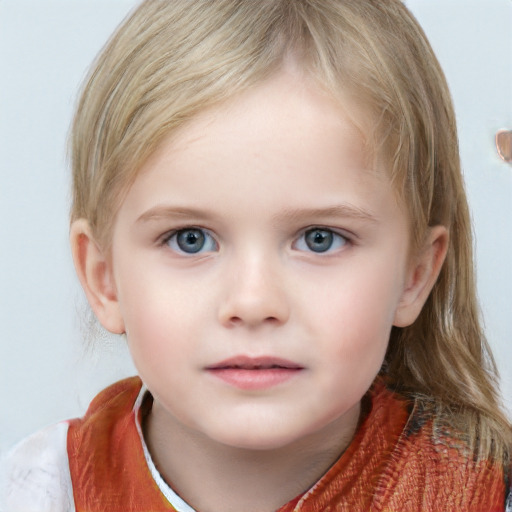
217, 253, 290, 329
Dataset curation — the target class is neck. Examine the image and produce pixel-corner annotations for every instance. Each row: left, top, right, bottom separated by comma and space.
143, 399, 361, 512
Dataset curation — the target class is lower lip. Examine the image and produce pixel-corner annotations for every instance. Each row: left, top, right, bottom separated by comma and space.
207, 368, 302, 390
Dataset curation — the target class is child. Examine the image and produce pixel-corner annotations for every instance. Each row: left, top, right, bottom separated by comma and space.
1, 0, 510, 510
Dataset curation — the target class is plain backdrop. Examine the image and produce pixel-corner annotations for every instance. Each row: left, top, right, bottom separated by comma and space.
1, 0, 511, 453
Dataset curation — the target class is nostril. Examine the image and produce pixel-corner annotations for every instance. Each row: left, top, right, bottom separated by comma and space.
226, 315, 279, 327
228, 316, 242, 327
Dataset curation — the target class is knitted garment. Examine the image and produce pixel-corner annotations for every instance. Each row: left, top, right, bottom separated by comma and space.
66, 377, 506, 511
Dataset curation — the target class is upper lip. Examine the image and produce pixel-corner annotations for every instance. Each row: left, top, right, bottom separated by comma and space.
206, 355, 303, 370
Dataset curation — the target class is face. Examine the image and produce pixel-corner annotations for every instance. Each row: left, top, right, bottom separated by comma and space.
107, 71, 415, 451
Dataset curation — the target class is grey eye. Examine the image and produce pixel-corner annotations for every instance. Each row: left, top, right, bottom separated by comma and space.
167, 228, 217, 254
294, 228, 348, 253
305, 229, 334, 252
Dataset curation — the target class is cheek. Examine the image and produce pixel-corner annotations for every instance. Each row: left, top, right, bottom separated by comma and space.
311, 264, 404, 324
114, 272, 180, 360
302, 258, 405, 360
117, 257, 194, 329
115, 262, 218, 377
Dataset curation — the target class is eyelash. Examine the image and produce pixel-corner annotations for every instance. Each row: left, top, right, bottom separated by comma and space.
159, 226, 352, 256
293, 227, 351, 254
161, 227, 218, 255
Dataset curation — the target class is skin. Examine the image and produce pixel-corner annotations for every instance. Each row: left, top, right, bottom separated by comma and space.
71, 68, 448, 512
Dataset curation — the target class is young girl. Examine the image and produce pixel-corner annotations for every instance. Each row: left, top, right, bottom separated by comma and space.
2, 0, 510, 510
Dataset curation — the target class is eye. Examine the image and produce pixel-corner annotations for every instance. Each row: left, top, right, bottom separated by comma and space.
164, 228, 217, 254
294, 228, 348, 253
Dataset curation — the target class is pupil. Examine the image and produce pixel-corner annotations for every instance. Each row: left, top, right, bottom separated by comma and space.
306, 229, 333, 252
177, 229, 205, 253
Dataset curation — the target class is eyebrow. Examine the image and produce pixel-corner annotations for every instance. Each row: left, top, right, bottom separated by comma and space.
136, 203, 379, 225
272, 205, 379, 224
136, 205, 216, 223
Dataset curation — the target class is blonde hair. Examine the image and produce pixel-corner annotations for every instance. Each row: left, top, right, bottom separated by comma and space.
70, 0, 510, 460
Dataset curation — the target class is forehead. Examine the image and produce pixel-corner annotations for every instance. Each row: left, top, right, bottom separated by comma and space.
143, 70, 377, 181
118, 70, 403, 230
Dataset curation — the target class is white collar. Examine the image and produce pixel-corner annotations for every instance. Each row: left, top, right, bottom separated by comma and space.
133, 385, 197, 512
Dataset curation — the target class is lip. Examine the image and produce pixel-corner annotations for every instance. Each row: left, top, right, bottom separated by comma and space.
206, 356, 304, 390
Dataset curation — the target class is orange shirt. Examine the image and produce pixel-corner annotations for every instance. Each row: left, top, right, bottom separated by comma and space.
67, 377, 507, 511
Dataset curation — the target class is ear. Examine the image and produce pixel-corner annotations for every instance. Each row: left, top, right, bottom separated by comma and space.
393, 225, 449, 328
70, 219, 125, 334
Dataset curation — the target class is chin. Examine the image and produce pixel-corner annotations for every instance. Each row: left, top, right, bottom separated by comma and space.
207, 424, 307, 452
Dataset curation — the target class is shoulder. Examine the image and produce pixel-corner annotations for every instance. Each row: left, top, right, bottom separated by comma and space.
0, 422, 74, 512
0, 378, 143, 512
365, 383, 508, 509
391, 392, 507, 509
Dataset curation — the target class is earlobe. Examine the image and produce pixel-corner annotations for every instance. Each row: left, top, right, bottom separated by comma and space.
70, 219, 125, 334
393, 225, 449, 328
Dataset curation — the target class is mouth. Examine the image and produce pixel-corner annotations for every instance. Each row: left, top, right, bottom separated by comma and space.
206, 356, 304, 390
207, 355, 303, 371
